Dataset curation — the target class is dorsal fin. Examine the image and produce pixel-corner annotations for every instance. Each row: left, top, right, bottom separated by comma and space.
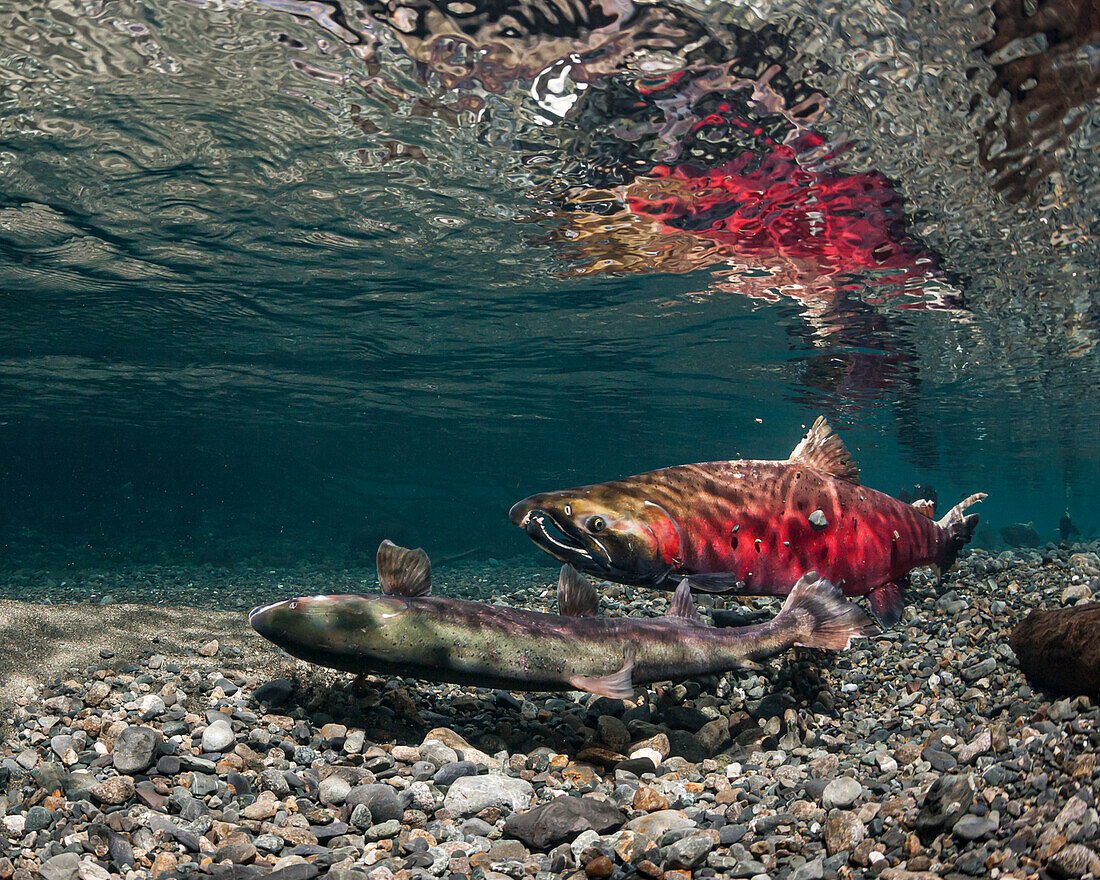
557, 564, 599, 617
788, 416, 860, 485
668, 578, 704, 623
912, 499, 935, 519
376, 539, 432, 597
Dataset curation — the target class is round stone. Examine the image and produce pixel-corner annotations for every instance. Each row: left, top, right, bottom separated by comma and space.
201, 719, 235, 753
319, 774, 352, 806
113, 726, 159, 774
822, 776, 862, 809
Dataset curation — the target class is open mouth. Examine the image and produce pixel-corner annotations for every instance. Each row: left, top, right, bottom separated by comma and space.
522, 509, 608, 570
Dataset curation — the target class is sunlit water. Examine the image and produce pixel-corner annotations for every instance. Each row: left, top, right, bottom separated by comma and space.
1, 0, 1098, 593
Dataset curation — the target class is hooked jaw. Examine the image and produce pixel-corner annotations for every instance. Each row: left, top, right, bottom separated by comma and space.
509, 496, 611, 572
509, 494, 680, 587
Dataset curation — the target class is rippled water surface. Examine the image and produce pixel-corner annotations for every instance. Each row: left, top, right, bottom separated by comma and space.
1, 0, 1098, 587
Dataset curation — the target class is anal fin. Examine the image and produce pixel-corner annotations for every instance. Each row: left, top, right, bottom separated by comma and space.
867, 580, 907, 627
568, 647, 635, 699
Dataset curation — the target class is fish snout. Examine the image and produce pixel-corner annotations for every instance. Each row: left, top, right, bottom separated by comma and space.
509, 497, 537, 527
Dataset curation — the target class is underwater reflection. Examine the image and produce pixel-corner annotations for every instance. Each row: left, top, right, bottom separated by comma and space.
273, 0, 958, 407
977, 0, 1100, 201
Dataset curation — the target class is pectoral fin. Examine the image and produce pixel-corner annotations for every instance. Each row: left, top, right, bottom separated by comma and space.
557, 564, 599, 617
867, 580, 906, 627
568, 647, 635, 699
686, 572, 747, 593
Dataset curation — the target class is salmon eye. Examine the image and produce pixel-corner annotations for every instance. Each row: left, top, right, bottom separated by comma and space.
586, 516, 606, 533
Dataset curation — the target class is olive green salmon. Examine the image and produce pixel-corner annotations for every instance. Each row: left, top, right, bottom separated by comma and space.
248, 540, 876, 697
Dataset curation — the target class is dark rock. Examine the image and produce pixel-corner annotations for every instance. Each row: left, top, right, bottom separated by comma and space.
113, 726, 160, 774
503, 796, 626, 849
227, 772, 251, 796
254, 680, 294, 707
106, 829, 135, 868
432, 761, 477, 787
665, 834, 714, 869
287, 846, 330, 857
312, 822, 349, 842
156, 756, 181, 776
664, 706, 711, 732
915, 774, 976, 841
346, 784, 402, 822
922, 747, 958, 772
25, 806, 51, 832
1011, 604, 1100, 696
178, 755, 216, 774
35, 763, 71, 793
206, 867, 266, 880
1000, 523, 1041, 548
666, 730, 706, 763
614, 758, 657, 776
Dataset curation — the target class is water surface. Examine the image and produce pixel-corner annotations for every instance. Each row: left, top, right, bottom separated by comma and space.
1, 0, 1098, 591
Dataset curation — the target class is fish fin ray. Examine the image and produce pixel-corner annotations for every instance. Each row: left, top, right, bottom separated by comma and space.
935, 492, 986, 571
788, 416, 860, 485
867, 580, 907, 627
686, 572, 746, 593
779, 571, 879, 650
557, 564, 599, 617
668, 578, 704, 623
376, 539, 432, 597
911, 499, 936, 518
568, 647, 635, 699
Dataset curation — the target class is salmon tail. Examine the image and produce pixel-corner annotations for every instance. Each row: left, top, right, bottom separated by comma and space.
778, 571, 880, 651
935, 492, 986, 572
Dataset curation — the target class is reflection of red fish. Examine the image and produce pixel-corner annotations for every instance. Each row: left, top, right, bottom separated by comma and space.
628, 142, 929, 280
510, 418, 985, 626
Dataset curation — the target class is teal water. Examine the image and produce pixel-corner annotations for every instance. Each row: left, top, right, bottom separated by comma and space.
1, 0, 1098, 587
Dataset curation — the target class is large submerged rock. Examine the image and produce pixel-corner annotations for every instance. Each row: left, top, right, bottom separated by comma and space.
1011, 603, 1100, 695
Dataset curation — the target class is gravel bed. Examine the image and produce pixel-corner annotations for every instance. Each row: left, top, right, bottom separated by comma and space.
1, 546, 1099, 880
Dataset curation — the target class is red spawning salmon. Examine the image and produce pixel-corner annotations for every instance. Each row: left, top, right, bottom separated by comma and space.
509, 417, 985, 625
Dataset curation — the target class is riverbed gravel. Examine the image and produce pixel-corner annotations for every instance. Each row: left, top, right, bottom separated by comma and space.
1, 545, 1099, 880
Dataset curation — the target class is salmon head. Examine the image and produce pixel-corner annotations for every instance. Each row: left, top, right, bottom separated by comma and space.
249, 593, 411, 670
509, 486, 684, 585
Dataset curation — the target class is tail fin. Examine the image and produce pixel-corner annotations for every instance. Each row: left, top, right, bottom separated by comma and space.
935, 492, 986, 571
778, 571, 879, 650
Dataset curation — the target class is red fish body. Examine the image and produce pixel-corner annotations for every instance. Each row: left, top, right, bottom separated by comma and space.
509, 418, 984, 625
